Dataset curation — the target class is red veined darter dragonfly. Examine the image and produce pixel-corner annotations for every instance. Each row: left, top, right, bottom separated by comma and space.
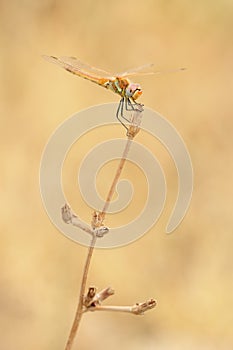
43, 55, 185, 129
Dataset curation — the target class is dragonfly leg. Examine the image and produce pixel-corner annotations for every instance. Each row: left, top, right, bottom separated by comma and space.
116, 98, 129, 130
116, 98, 143, 130
125, 97, 135, 111
126, 98, 144, 112
120, 97, 132, 122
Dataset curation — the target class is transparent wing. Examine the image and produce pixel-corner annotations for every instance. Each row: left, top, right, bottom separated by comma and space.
118, 63, 155, 77
43, 55, 114, 80
60, 56, 116, 78
118, 64, 186, 77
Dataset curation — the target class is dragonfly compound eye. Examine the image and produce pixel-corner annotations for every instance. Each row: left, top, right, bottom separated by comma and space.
132, 88, 142, 100
126, 83, 141, 98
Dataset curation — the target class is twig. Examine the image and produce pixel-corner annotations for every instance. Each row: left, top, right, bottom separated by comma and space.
83, 286, 115, 307
64, 108, 143, 349
100, 137, 132, 218
95, 286, 115, 302
100, 108, 142, 222
62, 204, 109, 237
85, 299, 157, 315
62, 204, 93, 235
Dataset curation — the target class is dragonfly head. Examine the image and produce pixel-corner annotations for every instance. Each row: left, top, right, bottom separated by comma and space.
125, 83, 142, 100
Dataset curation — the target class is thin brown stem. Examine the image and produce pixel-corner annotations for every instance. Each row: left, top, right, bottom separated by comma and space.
100, 108, 142, 219
64, 137, 133, 349
101, 137, 132, 219
64, 234, 97, 350
64, 109, 142, 349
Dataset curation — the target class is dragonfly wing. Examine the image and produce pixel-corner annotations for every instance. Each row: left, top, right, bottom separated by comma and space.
117, 63, 155, 77
43, 55, 68, 68
59, 56, 114, 78
43, 55, 114, 86
119, 64, 186, 77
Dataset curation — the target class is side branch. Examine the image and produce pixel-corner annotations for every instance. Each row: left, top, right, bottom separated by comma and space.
85, 299, 157, 315
82, 286, 156, 316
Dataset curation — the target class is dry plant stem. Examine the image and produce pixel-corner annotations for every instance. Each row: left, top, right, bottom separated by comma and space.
85, 298, 157, 315
101, 137, 132, 218
88, 305, 134, 313
64, 234, 97, 350
64, 117, 141, 349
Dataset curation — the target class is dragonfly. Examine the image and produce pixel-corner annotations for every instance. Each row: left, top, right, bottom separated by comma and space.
43, 55, 185, 129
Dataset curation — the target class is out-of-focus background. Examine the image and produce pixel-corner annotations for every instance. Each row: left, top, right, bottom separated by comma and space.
1, 0, 233, 349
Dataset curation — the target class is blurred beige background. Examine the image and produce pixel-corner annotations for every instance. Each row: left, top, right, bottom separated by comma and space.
1, 0, 233, 349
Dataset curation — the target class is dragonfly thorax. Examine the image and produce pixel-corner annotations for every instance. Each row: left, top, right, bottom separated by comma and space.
110, 77, 130, 96
108, 78, 142, 100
